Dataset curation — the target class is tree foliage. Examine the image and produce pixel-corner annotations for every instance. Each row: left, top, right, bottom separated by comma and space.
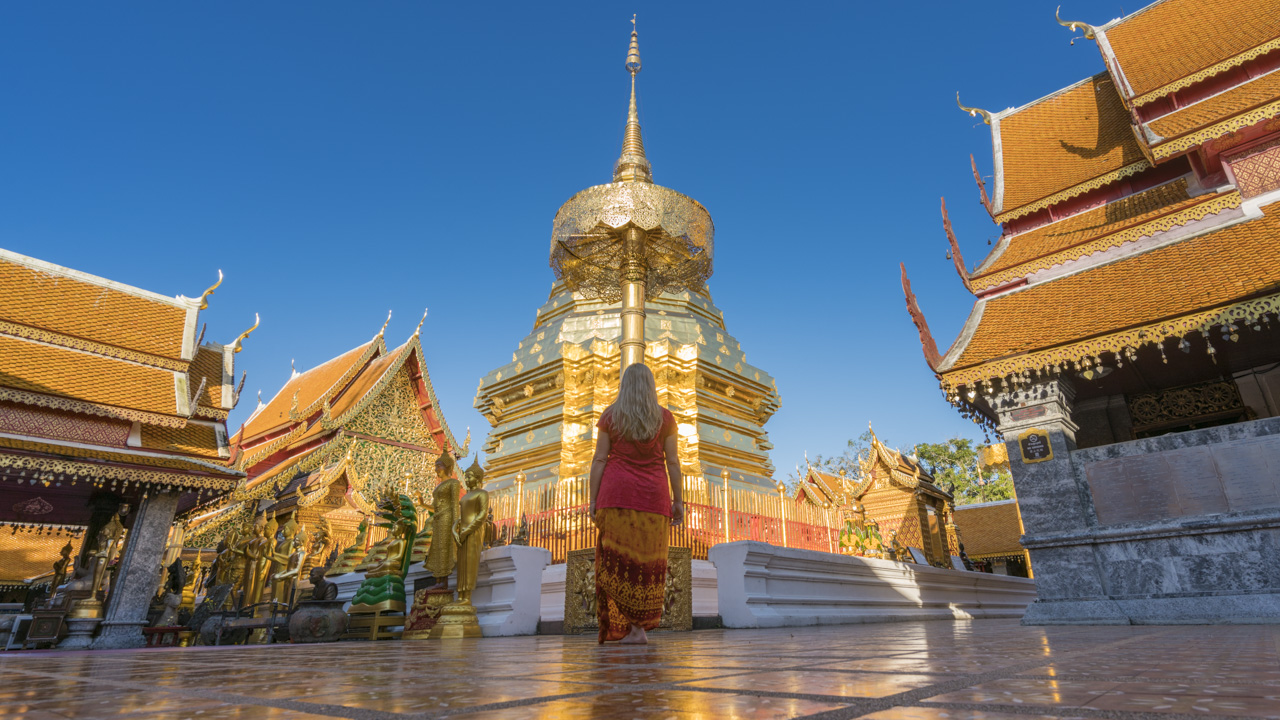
910, 438, 1013, 505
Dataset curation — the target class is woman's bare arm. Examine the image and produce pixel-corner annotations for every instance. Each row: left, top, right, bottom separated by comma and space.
665, 433, 683, 525
588, 431, 610, 522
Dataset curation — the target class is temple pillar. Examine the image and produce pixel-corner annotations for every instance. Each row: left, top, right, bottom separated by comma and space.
91, 490, 180, 649
990, 377, 1128, 625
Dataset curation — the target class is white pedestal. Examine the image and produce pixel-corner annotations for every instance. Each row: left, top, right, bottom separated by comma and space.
710, 541, 1037, 628
473, 545, 551, 637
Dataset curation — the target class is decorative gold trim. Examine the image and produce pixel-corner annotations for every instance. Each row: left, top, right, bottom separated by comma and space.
973, 191, 1243, 291
0, 321, 187, 371
0, 450, 240, 492
0, 388, 186, 428
1132, 36, 1280, 108
941, 291, 1280, 389
995, 160, 1152, 223
193, 406, 230, 421
1152, 97, 1280, 160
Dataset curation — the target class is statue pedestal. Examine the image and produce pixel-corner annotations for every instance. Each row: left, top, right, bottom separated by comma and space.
58, 617, 102, 649
402, 588, 453, 640
427, 603, 481, 639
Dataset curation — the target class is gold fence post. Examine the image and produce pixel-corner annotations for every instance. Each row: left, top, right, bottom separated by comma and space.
776, 482, 788, 548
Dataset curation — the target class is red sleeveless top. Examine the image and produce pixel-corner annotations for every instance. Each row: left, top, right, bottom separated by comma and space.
595, 407, 677, 517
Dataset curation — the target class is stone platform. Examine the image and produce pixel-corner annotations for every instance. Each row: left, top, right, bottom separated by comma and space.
4, 620, 1279, 719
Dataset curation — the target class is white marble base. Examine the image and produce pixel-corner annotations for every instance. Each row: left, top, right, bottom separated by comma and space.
473, 546, 552, 637
538, 558, 720, 626
710, 541, 1037, 628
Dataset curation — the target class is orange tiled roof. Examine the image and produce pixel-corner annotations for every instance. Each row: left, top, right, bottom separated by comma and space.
0, 435, 242, 481
975, 179, 1214, 282
240, 341, 376, 441
0, 531, 83, 584
0, 254, 190, 360
1105, 0, 1280, 102
327, 345, 405, 420
1149, 69, 1280, 140
140, 422, 224, 460
953, 500, 1024, 558
188, 345, 226, 411
0, 335, 177, 417
998, 74, 1148, 221
950, 204, 1280, 371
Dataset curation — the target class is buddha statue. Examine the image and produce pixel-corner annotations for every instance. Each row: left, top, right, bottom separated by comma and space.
325, 518, 369, 576
349, 495, 418, 613
425, 453, 460, 589
239, 514, 275, 608
483, 509, 499, 549
428, 459, 487, 638
271, 520, 310, 606
452, 457, 490, 606
50, 540, 73, 594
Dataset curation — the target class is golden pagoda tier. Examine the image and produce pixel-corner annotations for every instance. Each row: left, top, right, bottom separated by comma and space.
475, 281, 781, 494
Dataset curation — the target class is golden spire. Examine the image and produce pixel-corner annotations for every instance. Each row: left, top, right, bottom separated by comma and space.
613, 15, 652, 184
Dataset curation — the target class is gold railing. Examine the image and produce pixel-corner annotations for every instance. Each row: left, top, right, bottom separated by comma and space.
489, 476, 840, 563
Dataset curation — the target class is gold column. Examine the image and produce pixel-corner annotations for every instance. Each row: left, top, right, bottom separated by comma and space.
620, 227, 648, 370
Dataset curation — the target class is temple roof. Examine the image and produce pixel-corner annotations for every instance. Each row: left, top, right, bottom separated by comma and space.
0, 435, 242, 490
0, 335, 183, 422
1102, 0, 1280, 106
941, 200, 1280, 383
0, 531, 82, 586
0, 249, 196, 362
953, 499, 1024, 559
139, 422, 225, 460
993, 74, 1149, 222
972, 179, 1241, 293
1147, 68, 1280, 157
239, 340, 377, 442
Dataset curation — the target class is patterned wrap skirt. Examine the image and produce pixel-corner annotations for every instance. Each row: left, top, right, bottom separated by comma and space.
594, 507, 669, 643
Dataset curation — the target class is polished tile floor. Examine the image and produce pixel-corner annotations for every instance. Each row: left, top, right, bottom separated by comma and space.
2, 620, 1279, 719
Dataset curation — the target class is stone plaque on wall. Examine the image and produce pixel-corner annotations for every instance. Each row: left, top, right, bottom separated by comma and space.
1086, 435, 1280, 525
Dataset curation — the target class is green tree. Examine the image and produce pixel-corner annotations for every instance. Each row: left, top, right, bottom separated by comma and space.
911, 437, 1013, 505
786, 429, 876, 491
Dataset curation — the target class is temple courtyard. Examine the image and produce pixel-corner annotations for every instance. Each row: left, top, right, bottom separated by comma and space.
2, 620, 1279, 719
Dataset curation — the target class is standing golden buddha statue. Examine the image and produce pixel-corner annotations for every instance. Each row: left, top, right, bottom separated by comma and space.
429, 457, 487, 639
425, 453, 460, 590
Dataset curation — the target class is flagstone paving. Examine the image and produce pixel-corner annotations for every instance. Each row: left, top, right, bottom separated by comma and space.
2, 620, 1279, 719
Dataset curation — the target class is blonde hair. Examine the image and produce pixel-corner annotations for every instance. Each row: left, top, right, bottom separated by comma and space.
608, 363, 664, 442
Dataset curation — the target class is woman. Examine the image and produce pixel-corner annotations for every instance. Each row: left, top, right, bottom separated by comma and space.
588, 363, 683, 645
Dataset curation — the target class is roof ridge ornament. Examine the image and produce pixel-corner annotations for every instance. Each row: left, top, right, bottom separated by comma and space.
377, 310, 392, 338
614, 15, 653, 183
900, 264, 942, 370
413, 308, 428, 337
970, 155, 994, 217
1056, 6, 1097, 46
231, 313, 259, 354
941, 197, 974, 294
956, 93, 993, 125
198, 270, 223, 310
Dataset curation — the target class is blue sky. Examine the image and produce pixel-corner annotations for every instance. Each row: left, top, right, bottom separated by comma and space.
1, 1, 1130, 472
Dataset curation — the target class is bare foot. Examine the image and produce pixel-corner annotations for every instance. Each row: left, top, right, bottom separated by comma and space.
619, 624, 648, 645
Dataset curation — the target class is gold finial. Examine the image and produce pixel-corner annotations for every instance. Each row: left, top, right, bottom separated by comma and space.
1056, 6, 1096, 45
199, 270, 223, 310
956, 93, 993, 125
377, 310, 392, 337
614, 16, 652, 183
413, 308, 428, 336
231, 313, 259, 354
